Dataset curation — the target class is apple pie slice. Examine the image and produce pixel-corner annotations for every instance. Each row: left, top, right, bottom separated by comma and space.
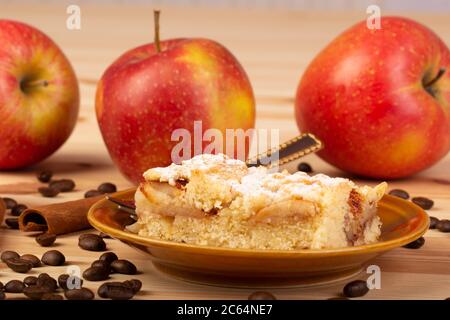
128, 154, 387, 250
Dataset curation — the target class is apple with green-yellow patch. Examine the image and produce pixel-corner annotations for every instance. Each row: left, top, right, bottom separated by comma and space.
96, 11, 255, 183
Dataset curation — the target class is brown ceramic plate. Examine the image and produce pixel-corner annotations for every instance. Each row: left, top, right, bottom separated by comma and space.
88, 188, 429, 288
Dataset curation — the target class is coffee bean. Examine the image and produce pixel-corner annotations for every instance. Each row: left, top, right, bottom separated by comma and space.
99, 252, 118, 265
412, 197, 434, 210
38, 187, 60, 198
99, 232, 112, 239
23, 276, 38, 286
49, 179, 75, 192
37, 170, 53, 183
248, 291, 277, 300
123, 279, 142, 294
3, 197, 17, 209
111, 260, 137, 275
91, 260, 111, 270
6, 258, 33, 273
0, 281, 3, 291
35, 233, 57, 247
98, 282, 135, 300
83, 266, 110, 281
84, 189, 103, 198
11, 204, 27, 216
106, 284, 134, 300
5, 218, 19, 229
403, 236, 425, 249
388, 189, 410, 200
98, 182, 117, 194
429, 216, 439, 229
437, 219, 450, 233
78, 234, 106, 251
41, 250, 65, 266
297, 162, 312, 173
5, 280, 25, 293
20, 254, 41, 268
23, 285, 53, 300
64, 288, 94, 300
37, 273, 58, 292
1, 250, 19, 262
41, 293, 64, 300
343, 280, 369, 297
98, 282, 123, 298
0, 291, 5, 300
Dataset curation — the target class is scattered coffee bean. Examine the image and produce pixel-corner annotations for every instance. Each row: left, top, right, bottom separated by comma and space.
49, 179, 75, 192
23, 285, 52, 300
3, 197, 17, 209
98, 182, 117, 194
23, 276, 38, 286
104, 283, 134, 300
1, 250, 20, 262
4, 280, 25, 293
248, 291, 277, 300
343, 280, 369, 298
297, 162, 312, 173
41, 250, 65, 266
5, 218, 19, 229
36, 273, 58, 292
0, 281, 3, 291
83, 266, 110, 281
123, 279, 142, 294
0, 291, 4, 300
84, 189, 103, 198
58, 274, 83, 291
20, 254, 41, 268
91, 260, 111, 270
99, 252, 118, 265
11, 204, 27, 216
388, 189, 410, 200
35, 233, 57, 247
38, 186, 60, 198
437, 219, 450, 233
37, 170, 53, 183
64, 288, 94, 300
6, 258, 33, 273
98, 282, 123, 298
78, 234, 106, 251
99, 232, 112, 239
41, 293, 64, 300
429, 216, 439, 229
412, 197, 434, 210
403, 236, 425, 249
111, 259, 137, 275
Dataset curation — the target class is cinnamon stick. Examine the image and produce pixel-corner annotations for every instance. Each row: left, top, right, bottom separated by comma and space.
0, 197, 6, 224
18, 195, 106, 235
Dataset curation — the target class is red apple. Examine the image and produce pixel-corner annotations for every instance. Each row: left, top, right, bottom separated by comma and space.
0, 20, 79, 169
96, 12, 255, 184
295, 17, 450, 179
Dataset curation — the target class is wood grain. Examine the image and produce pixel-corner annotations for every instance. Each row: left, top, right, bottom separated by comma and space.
0, 4, 449, 300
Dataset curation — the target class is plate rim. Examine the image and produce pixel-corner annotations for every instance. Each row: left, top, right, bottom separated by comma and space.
87, 188, 429, 257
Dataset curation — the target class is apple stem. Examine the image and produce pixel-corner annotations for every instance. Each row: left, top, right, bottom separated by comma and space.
424, 68, 446, 88
154, 10, 161, 53
21, 79, 49, 91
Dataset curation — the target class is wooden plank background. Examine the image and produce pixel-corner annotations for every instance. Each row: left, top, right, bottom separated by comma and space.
0, 3, 449, 299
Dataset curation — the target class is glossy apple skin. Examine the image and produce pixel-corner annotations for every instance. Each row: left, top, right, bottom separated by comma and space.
96, 39, 255, 184
295, 17, 450, 179
0, 20, 79, 169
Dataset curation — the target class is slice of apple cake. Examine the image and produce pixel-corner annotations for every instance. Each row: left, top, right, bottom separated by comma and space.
128, 154, 387, 250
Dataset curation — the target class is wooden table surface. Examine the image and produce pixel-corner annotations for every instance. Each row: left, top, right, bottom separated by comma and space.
0, 3, 449, 300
